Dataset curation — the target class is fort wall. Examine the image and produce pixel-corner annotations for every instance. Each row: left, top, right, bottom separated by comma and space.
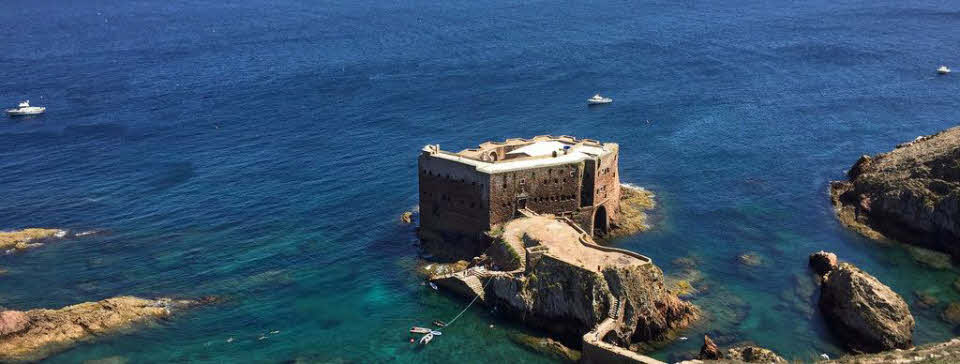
488, 163, 584, 226
418, 155, 491, 235
418, 136, 622, 254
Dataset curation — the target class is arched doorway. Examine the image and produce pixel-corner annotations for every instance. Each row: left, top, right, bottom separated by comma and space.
593, 205, 608, 236
489, 151, 499, 161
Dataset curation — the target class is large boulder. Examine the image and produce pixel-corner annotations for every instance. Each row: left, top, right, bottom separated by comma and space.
698, 334, 722, 360
819, 262, 914, 353
809, 251, 838, 276
830, 127, 960, 256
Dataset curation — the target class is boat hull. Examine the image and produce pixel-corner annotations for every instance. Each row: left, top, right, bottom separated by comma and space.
6, 107, 45, 116
587, 100, 612, 105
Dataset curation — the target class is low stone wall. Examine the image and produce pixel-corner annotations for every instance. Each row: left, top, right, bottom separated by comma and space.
582, 318, 666, 364
559, 216, 653, 265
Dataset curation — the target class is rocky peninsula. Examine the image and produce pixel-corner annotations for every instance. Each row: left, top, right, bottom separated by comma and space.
0, 296, 214, 363
429, 214, 698, 362
830, 127, 960, 255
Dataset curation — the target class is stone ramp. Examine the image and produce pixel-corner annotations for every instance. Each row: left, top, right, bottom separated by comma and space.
430, 268, 488, 301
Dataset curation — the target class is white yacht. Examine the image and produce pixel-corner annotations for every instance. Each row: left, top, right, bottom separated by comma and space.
6, 100, 45, 116
937, 65, 951, 75
587, 94, 612, 105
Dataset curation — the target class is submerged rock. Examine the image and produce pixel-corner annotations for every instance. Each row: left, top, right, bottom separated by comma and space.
906, 245, 954, 270
818, 261, 914, 353
914, 290, 940, 309
830, 127, 960, 257
941, 303, 960, 325
508, 333, 581, 362
698, 334, 722, 360
0, 296, 213, 362
737, 252, 764, 267
83, 356, 129, 364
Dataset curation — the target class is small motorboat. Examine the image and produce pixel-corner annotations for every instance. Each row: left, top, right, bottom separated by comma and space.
429, 282, 438, 290
587, 94, 613, 105
419, 332, 434, 345
430, 330, 442, 336
410, 327, 432, 334
6, 100, 45, 116
432, 320, 446, 327
938, 65, 951, 74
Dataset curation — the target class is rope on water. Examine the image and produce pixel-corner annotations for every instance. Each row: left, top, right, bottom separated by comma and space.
442, 274, 495, 328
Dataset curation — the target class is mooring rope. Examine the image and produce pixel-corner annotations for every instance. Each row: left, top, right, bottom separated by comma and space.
440, 273, 495, 329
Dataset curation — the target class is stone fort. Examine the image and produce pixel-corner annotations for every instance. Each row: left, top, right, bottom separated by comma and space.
418, 135, 622, 255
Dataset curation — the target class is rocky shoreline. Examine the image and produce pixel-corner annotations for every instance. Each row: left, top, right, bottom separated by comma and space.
602, 184, 657, 241
0, 228, 105, 254
0, 296, 216, 363
829, 126, 960, 255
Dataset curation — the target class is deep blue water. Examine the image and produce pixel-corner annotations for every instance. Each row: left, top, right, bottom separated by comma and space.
2, 0, 960, 362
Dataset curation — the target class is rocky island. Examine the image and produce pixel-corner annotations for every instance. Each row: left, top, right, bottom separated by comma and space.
830, 126, 960, 255
416, 136, 697, 362
0, 296, 215, 362
0, 228, 68, 253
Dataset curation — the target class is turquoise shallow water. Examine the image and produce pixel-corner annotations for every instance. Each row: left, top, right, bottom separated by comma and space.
1, 0, 960, 362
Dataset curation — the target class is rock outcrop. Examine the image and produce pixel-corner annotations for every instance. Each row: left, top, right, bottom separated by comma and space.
508, 333, 581, 362
814, 256, 914, 353
726, 345, 786, 363
432, 215, 698, 351
604, 184, 657, 240
0, 296, 214, 362
809, 251, 838, 276
0, 228, 67, 253
818, 337, 960, 363
830, 127, 960, 256
698, 334, 722, 360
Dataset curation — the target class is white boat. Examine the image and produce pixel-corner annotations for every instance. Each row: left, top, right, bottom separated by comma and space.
429, 282, 438, 290
587, 94, 613, 105
6, 100, 45, 116
419, 332, 434, 345
938, 65, 951, 74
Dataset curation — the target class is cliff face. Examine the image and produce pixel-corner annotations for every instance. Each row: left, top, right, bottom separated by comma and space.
830, 127, 960, 255
460, 216, 699, 348
485, 256, 698, 346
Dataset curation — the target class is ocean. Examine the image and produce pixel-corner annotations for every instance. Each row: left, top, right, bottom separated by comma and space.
2, 0, 959, 362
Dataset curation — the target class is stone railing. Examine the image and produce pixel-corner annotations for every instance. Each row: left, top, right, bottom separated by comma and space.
581, 318, 666, 364
558, 217, 652, 265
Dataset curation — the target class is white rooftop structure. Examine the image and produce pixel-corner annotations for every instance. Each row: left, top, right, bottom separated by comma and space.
422, 135, 617, 174
506, 141, 566, 157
